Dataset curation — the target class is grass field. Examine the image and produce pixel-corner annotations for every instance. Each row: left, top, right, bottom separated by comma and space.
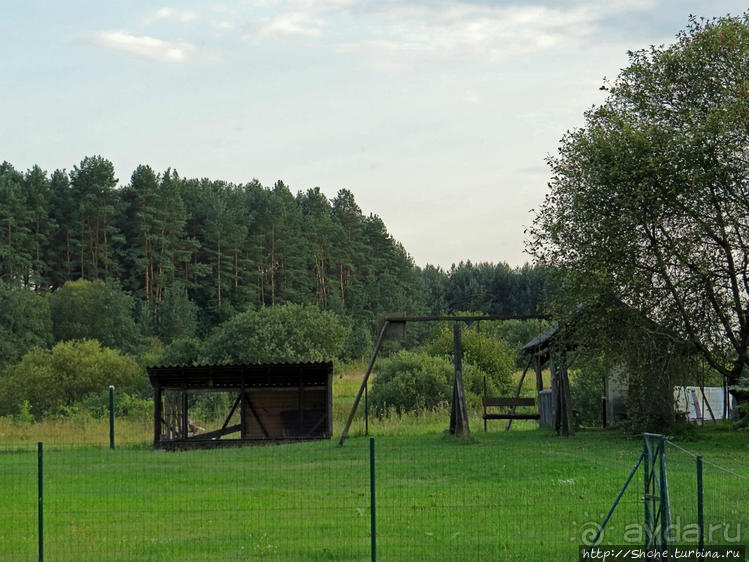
1, 366, 747, 560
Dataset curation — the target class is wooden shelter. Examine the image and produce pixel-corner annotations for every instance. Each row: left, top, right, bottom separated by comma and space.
521, 323, 576, 436
147, 362, 333, 450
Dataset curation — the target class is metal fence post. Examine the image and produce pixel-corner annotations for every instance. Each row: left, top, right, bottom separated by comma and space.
697, 456, 704, 549
643, 433, 672, 550
658, 436, 671, 548
370, 437, 376, 562
109, 385, 115, 449
38, 442, 43, 562
643, 438, 652, 542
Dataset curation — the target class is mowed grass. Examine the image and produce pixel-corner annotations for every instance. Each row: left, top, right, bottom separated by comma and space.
1, 366, 748, 560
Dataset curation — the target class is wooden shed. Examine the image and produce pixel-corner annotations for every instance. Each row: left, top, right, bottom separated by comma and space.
521, 322, 577, 436
147, 362, 333, 449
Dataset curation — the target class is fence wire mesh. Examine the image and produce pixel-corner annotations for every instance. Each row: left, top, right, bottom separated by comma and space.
1, 421, 747, 561
0, 439, 370, 561
666, 439, 748, 547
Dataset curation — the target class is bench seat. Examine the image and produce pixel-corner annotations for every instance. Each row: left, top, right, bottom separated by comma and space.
483, 413, 540, 420
482, 396, 539, 427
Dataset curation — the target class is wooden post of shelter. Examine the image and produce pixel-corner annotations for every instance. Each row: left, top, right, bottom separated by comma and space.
240, 373, 246, 439
551, 352, 560, 433
450, 323, 471, 439
181, 384, 188, 439
552, 350, 575, 437
153, 382, 162, 447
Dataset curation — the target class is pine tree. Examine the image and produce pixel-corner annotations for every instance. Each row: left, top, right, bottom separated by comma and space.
69, 156, 120, 280
0, 162, 33, 285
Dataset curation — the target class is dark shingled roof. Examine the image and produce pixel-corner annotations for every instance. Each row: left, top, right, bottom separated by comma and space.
521, 323, 560, 353
147, 362, 333, 390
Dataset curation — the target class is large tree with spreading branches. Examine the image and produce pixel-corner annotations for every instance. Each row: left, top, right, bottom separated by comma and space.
528, 12, 749, 387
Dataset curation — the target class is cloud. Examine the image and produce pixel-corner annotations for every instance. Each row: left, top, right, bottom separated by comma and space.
91, 31, 196, 62
343, 4, 600, 59
464, 90, 480, 104
144, 7, 200, 25
240, 1, 599, 53
214, 20, 236, 32
199, 0, 657, 60
316, 1, 655, 62
247, 12, 325, 40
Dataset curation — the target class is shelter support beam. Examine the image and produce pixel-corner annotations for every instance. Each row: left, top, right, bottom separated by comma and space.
450, 323, 471, 439
338, 321, 390, 446
153, 384, 162, 447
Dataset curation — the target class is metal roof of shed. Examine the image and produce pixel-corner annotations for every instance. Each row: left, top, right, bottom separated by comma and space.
147, 362, 333, 390
521, 323, 560, 353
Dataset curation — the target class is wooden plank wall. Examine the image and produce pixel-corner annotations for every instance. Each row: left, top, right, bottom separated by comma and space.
243, 388, 329, 439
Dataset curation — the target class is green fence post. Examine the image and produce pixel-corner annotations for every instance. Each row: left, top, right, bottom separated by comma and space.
365, 384, 369, 436
658, 436, 671, 549
643, 434, 672, 550
643, 438, 652, 542
37, 442, 43, 562
370, 436, 376, 562
697, 456, 704, 549
109, 385, 115, 449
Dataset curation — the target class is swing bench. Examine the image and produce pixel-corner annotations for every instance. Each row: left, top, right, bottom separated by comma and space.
482, 396, 540, 431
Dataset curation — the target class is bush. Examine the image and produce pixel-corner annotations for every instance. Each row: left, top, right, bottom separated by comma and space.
369, 346, 507, 416
50, 279, 141, 353
0, 340, 145, 418
570, 355, 607, 427
73, 390, 152, 419
0, 284, 53, 370
156, 337, 203, 366
425, 325, 514, 396
369, 351, 455, 415
369, 324, 516, 417
341, 319, 374, 361
203, 303, 349, 364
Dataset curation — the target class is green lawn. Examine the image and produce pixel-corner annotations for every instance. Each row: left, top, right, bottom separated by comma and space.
1, 367, 747, 560
1, 420, 747, 561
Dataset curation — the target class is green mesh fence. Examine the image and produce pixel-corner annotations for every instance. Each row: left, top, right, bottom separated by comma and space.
666, 440, 748, 548
0, 440, 370, 561
1, 427, 746, 561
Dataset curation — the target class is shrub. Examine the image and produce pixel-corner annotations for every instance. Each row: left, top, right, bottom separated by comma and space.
0, 284, 53, 370
14, 400, 34, 424
156, 337, 203, 366
203, 303, 349, 364
369, 349, 499, 416
342, 319, 373, 361
369, 351, 454, 415
570, 355, 607, 427
0, 340, 144, 418
50, 279, 141, 353
425, 325, 514, 396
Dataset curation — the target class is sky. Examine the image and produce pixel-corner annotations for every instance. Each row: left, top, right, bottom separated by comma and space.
2, 1, 746, 270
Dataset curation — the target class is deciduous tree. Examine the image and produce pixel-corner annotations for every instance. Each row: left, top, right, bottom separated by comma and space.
528, 13, 749, 385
